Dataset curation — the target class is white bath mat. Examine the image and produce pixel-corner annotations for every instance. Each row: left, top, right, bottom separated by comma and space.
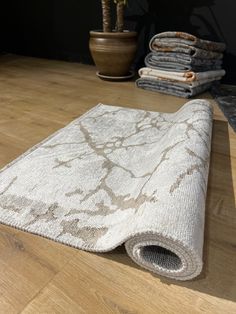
0, 100, 213, 280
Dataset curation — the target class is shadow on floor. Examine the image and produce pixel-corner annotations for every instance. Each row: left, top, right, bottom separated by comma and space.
99, 120, 236, 303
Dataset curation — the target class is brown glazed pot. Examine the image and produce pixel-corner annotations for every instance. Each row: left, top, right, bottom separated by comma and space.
89, 30, 137, 77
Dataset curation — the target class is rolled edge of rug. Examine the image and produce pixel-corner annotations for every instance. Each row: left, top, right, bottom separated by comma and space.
125, 232, 202, 281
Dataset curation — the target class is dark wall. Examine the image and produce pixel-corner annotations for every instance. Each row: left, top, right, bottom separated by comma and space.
2, 0, 236, 83
3, 0, 101, 63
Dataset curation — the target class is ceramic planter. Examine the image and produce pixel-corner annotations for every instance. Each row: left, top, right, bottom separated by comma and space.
89, 30, 137, 79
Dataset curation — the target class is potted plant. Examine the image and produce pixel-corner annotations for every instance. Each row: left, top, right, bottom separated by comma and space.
89, 0, 137, 80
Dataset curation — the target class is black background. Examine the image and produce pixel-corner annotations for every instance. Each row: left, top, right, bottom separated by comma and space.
1, 0, 236, 83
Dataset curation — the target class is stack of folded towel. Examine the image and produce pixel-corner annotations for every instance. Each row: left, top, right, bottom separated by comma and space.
136, 31, 226, 98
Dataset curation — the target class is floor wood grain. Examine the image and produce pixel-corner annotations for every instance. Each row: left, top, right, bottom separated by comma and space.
0, 54, 235, 314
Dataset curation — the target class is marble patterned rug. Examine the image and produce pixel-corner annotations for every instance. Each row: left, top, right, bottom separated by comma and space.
0, 100, 213, 280
211, 84, 236, 132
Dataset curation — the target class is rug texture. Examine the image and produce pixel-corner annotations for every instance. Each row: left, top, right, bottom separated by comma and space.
150, 42, 223, 60
139, 68, 225, 83
136, 78, 214, 98
211, 83, 236, 132
137, 31, 226, 98
137, 68, 225, 98
145, 52, 223, 72
0, 100, 213, 280
150, 31, 226, 53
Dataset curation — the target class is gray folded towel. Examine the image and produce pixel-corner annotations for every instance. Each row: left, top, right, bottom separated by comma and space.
136, 31, 226, 98
150, 31, 226, 53
145, 52, 223, 72
136, 77, 217, 98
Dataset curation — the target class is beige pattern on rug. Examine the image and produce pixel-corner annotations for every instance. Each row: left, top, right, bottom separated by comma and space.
0, 100, 213, 280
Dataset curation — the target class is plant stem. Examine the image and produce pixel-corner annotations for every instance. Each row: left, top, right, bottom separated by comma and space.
116, 1, 124, 32
101, 0, 111, 32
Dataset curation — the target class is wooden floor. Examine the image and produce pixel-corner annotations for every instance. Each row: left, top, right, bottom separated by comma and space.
0, 54, 235, 314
